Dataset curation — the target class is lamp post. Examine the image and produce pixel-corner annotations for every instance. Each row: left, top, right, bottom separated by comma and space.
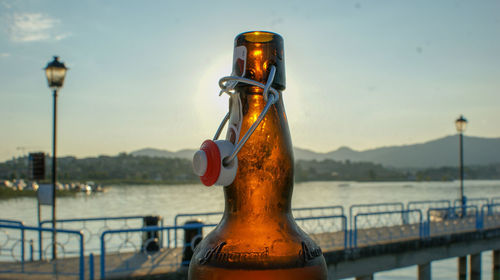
455, 115, 467, 216
44, 56, 68, 260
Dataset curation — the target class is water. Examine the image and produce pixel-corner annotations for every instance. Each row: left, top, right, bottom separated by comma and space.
1, 179, 499, 279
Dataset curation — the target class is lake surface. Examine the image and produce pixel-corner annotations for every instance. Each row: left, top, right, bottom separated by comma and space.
2, 179, 500, 279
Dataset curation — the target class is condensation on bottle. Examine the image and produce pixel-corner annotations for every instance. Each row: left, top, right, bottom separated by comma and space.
188, 31, 328, 280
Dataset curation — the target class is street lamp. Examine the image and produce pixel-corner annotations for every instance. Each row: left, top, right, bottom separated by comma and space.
455, 115, 467, 216
44, 56, 68, 260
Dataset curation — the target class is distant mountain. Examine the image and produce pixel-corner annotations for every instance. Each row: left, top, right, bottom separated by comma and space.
293, 147, 329, 161
130, 135, 500, 168
324, 135, 500, 168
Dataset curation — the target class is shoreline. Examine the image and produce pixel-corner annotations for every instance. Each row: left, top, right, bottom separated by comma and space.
1, 178, 498, 200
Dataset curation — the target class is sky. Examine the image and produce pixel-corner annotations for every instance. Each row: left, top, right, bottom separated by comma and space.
0, 0, 499, 161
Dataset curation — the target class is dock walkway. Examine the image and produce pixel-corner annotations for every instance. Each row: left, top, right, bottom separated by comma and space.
1, 200, 499, 279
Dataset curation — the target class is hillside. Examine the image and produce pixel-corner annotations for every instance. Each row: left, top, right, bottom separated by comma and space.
2, 154, 499, 185
131, 135, 500, 168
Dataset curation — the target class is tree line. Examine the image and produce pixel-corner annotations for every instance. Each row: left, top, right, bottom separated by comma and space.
1, 153, 499, 185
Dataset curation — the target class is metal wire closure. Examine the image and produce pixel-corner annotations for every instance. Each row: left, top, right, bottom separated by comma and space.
213, 66, 278, 166
212, 113, 230, 141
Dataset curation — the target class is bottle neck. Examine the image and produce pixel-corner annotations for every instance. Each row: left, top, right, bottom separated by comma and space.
223, 88, 294, 223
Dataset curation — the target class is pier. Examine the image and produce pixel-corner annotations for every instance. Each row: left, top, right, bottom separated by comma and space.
1, 198, 500, 279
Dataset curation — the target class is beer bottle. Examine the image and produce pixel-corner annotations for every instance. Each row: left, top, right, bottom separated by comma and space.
189, 31, 328, 280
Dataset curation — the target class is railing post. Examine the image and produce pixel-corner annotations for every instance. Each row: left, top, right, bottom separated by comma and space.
348, 229, 352, 248
402, 209, 409, 225
458, 256, 467, 280
353, 215, 358, 247
80, 232, 85, 280
349, 206, 354, 234
89, 253, 95, 280
21, 225, 25, 272
100, 231, 107, 280
470, 253, 481, 280
343, 216, 348, 249
416, 209, 422, 239
418, 262, 431, 280
477, 208, 484, 229
174, 215, 179, 248
167, 228, 171, 248
29, 239, 34, 262
38, 222, 43, 260
160, 218, 164, 249
426, 209, 431, 237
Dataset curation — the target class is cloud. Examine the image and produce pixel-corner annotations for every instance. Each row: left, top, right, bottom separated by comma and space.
6, 13, 67, 42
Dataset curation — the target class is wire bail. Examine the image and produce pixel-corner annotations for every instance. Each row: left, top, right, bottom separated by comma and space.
213, 66, 279, 166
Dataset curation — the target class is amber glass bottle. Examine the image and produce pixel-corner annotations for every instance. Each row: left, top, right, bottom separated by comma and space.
188, 31, 327, 280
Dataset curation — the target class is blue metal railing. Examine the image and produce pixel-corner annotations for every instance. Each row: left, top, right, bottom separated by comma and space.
353, 209, 423, 247
481, 203, 500, 229
424, 205, 479, 237
0, 219, 26, 265
0, 219, 24, 226
482, 203, 500, 216
293, 205, 345, 217
40, 215, 146, 227
407, 199, 451, 211
100, 223, 216, 279
4, 197, 500, 279
39, 215, 159, 256
349, 202, 405, 230
0, 224, 84, 280
173, 211, 222, 247
453, 197, 489, 208
296, 215, 348, 250
173, 205, 344, 247
99, 215, 348, 278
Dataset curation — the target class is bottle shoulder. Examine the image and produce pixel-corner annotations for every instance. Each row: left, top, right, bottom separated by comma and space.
190, 219, 326, 271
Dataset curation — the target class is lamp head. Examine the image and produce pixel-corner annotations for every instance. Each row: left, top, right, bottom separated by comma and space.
44, 56, 68, 89
455, 115, 467, 133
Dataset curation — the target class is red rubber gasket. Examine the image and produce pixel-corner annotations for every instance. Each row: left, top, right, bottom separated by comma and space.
199, 140, 221, 186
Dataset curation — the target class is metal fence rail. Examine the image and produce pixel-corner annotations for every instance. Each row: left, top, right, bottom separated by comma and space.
296, 215, 348, 250
173, 205, 345, 226
0, 219, 26, 264
407, 199, 451, 214
100, 223, 216, 280
481, 203, 500, 229
0, 224, 84, 280
173, 212, 222, 247
353, 209, 422, 247
40, 215, 154, 256
0, 219, 24, 226
453, 197, 489, 208
4, 198, 500, 279
293, 205, 345, 218
349, 202, 405, 229
99, 216, 348, 278
424, 205, 479, 237
172, 205, 344, 246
